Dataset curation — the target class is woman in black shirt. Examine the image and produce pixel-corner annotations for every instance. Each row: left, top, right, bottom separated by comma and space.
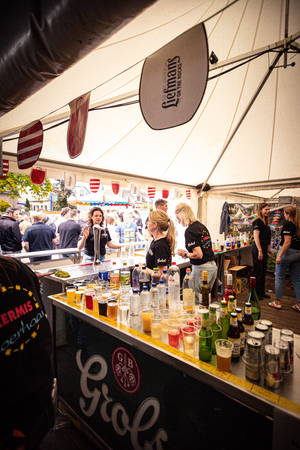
271, 205, 300, 311
78, 207, 123, 262
145, 210, 175, 276
175, 202, 217, 305
251, 202, 272, 300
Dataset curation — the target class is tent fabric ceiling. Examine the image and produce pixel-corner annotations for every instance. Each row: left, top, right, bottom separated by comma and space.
1, 0, 300, 198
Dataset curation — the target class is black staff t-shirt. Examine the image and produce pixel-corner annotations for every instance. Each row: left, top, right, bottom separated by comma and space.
84, 227, 111, 256
252, 218, 271, 247
184, 221, 215, 265
146, 237, 171, 270
280, 221, 300, 249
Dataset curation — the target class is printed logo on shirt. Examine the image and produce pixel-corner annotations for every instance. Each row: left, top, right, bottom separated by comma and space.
149, 248, 154, 256
187, 241, 195, 247
157, 258, 166, 264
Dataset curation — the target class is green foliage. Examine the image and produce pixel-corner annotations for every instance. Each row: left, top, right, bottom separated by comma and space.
25, 198, 31, 211
0, 172, 53, 201
0, 199, 11, 212
52, 179, 76, 211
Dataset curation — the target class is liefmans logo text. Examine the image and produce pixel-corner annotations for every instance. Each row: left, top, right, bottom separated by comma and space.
162, 56, 182, 109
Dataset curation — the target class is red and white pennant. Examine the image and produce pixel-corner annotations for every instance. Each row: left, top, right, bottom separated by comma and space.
90, 178, 100, 193
17, 120, 43, 170
0, 159, 9, 178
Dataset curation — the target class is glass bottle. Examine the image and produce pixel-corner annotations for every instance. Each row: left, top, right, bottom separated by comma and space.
200, 270, 210, 308
182, 268, 195, 311
219, 300, 229, 339
235, 307, 245, 355
222, 273, 236, 308
209, 306, 220, 354
227, 312, 240, 362
242, 302, 255, 338
199, 312, 212, 362
227, 295, 235, 319
246, 277, 261, 323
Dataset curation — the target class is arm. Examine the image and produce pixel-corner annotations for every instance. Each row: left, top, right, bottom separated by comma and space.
107, 241, 123, 250
78, 225, 89, 250
253, 229, 263, 260
56, 233, 60, 244
178, 246, 203, 260
276, 235, 292, 264
136, 231, 144, 241
23, 241, 29, 252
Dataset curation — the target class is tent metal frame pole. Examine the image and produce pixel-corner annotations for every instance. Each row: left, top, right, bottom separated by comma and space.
208, 177, 300, 194
199, 50, 284, 194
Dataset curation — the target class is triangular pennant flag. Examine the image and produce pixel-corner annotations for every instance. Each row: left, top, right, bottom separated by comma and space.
148, 187, 156, 199
140, 23, 208, 130
90, 178, 100, 193
64, 172, 76, 190
162, 189, 169, 199
111, 181, 120, 195
130, 183, 140, 197
30, 166, 46, 185
17, 120, 43, 169
186, 189, 191, 200
67, 92, 90, 159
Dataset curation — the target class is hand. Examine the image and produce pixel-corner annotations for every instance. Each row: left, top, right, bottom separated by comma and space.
82, 225, 89, 239
258, 250, 263, 261
276, 255, 281, 264
177, 249, 186, 258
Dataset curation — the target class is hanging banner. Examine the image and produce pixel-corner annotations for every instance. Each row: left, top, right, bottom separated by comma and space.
17, 120, 43, 169
130, 183, 140, 197
148, 187, 156, 199
112, 181, 120, 195
186, 189, 191, 200
90, 178, 100, 193
30, 166, 46, 185
162, 189, 169, 199
0, 140, 9, 179
65, 172, 76, 190
139, 23, 208, 130
67, 92, 90, 159
174, 188, 181, 199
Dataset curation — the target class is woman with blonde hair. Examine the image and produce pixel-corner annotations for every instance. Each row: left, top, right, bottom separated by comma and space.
251, 202, 273, 300
175, 202, 217, 305
270, 205, 300, 311
145, 210, 175, 276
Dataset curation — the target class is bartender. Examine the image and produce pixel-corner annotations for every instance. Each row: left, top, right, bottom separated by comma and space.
143, 210, 175, 276
78, 207, 123, 263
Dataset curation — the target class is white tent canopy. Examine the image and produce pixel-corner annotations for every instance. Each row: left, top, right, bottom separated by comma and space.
1, 0, 300, 199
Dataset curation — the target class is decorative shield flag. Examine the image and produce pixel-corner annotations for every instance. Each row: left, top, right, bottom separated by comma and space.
186, 189, 191, 200
64, 172, 76, 190
67, 92, 90, 159
148, 187, 156, 199
112, 181, 120, 195
17, 120, 43, 169
0, 159, 9, 178
30, 166, 46, 185
174, 188, 181, 199
130, 183, 140, 197
162, 189, 169, 199
90, 178, 100, 193
139, 23, 208, 130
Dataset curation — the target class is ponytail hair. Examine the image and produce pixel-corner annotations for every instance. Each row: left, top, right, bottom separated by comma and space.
149, 210, 175, 255
284, 205, 300, 237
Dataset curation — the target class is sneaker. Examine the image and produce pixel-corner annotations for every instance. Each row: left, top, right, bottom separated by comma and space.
292, 304, 300, 313
258, 295, 264, 301
269, 301, 281, 310
263, 293, 271, 299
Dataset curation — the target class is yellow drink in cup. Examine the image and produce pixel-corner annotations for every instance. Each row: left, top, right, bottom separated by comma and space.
66, 287, 75, 305
142, 310, 154, 332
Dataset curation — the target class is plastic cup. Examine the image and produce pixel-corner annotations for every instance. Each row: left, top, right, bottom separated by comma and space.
119, 301, 130, 326
98, 299, 108, 317
85, 289, 94, 310
151, 314, 163, 339
142, 309, 154, 332
215, 339, 234, 372
167, 319, 180, 347
107, 297, 118, 320
75, 290, 84, 308
182, 325, 196, 356
66, 286, 76, 305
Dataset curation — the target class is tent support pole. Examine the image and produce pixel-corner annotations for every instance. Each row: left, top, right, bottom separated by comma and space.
199, 50, 284, 194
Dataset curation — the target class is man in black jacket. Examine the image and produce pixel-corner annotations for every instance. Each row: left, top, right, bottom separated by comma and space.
0, 207, 22, 254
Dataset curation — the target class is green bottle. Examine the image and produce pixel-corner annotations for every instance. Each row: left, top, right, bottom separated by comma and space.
199, 312, 212, 362
209, 306, 220, 354
227, 295, 235, 318
246, 277, 261, 323
220, 300, 229, 339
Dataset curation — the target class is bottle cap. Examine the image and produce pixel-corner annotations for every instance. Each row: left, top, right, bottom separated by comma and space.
250, 277, 256, 288
159, 280, 164, 284
152, 283, 157, 287
133, 289, 138, 293
142, 286, 148, 290
163, 269, 167, 273
235, 307, 242, 313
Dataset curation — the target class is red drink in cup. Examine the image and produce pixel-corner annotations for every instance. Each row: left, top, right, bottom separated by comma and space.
169, 330, 179, 346
85, 292, 94, 310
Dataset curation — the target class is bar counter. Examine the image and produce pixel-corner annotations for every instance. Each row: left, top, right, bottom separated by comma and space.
48, 287, 300, 450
